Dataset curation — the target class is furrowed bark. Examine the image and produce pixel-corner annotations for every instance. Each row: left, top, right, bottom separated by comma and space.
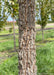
18, 0, 37, 75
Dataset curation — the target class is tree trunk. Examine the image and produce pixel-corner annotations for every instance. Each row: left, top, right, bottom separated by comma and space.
13, 18, 16, 51
42, 28, 44, 42
18, 0, 37, 75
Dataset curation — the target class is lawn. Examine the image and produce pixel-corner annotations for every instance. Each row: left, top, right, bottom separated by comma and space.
0, 29, 18, 35
36, 29, 54, 42
37, 42, 54, 75
0, 35, 19, 52
0, 29, 54, 75
0, 55, 18, 75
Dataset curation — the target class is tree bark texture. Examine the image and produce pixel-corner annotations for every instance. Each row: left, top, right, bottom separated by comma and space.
42, 28, 44, 42
18, 0, 37, 75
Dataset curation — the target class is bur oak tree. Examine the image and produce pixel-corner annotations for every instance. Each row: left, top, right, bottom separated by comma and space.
18, 0, 37, 75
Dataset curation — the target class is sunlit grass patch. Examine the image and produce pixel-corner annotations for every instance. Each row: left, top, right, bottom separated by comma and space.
0, 55, 18, 75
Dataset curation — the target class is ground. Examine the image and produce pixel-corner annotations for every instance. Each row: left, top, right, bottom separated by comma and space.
0, 23, 54, 75
36, 23, 54, 29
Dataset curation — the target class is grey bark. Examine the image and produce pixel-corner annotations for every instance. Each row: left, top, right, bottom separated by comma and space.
18, 0, 37, 75
42, 28, 44, 42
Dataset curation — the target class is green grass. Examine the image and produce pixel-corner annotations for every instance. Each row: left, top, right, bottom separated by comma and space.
0, 29, 18, 35
0, 55, 18, 75
0, 36, 19, 52
0, 41, 54, 75
37, 42, 54, 75
0, 29, 54, 75
36, 29, 54, 42
36, 29, 54, 74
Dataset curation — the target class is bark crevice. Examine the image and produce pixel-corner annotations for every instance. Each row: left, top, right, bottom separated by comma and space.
18, 0, 37, 75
